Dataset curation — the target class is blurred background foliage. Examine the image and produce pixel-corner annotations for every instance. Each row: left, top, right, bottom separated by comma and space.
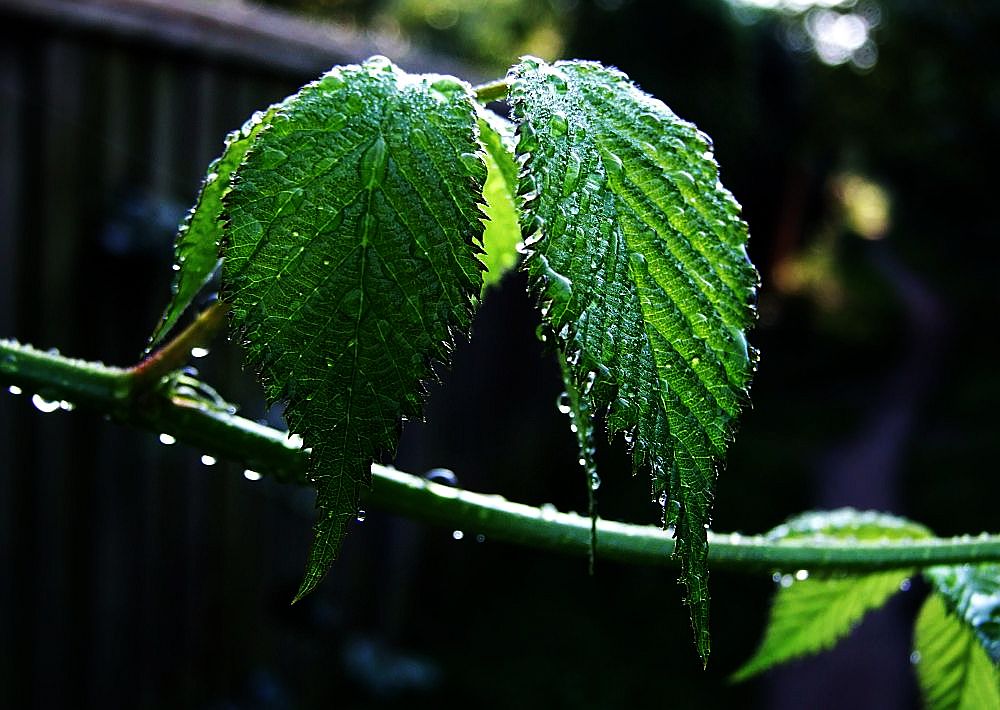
1, 0, 997, 708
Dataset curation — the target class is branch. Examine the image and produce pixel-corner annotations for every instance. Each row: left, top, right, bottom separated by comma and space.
2, 336, 999, 571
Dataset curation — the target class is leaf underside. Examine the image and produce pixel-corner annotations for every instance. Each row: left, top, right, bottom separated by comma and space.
510, 57, 758, 661
914, 594, 1000, 710
478, 110, 522, 290
734, 509, 932, 680
924, 563, 1000, 665
733, 570, 912, 681
221, 57, 486, 600
149, 104, 284, 350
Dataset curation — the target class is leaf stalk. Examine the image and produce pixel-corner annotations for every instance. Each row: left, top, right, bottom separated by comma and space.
2, 337, 999, 572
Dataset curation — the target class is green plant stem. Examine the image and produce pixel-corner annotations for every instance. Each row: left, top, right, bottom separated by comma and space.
474, 79, 510, 104
2, 336, 999, 572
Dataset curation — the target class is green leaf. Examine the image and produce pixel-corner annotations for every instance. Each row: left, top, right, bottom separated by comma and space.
733, 509, 931, 681
477, 109, 522, 290
733, 572, 912, 681
924, 564, 1000, 664
914, 594, 1000, 710
148, 104, 284, 350
509, 57, 758, 661
221, 57, 486, 600
765, 508, 934, 542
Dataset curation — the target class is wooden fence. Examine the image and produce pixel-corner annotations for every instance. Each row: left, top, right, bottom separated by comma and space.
0, 2, 478, 706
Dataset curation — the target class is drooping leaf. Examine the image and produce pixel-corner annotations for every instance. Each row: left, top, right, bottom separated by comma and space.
914, 594, 1000, 710
509, 57, 758, 661
477, 109, 522, 289
148, 104, 285, 350
924, 563, 1000, 664
221, 57, 486, 600
733, 509, 931, 680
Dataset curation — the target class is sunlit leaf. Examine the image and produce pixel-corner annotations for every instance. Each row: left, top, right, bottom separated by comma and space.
222, 57, 485, 600
510, 57, 758, 661
924, 563, 1000, 664
733, 509, 931, 680
478, 109, 522, 290
149, 103, 285, 350
914, 593, 1000, 710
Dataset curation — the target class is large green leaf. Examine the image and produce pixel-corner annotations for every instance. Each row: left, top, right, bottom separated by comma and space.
733, 509, 931, 680
914, 594, 1000, 710
148, 104, 284, 350
509, 57, 758, 661
477, 110, 522, 290
924, 563, 1000, 664
222, 57, 486, 600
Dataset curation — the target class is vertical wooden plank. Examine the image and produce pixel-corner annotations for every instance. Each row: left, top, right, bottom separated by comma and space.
27, 37, 85, 710
0, 36, 23, 708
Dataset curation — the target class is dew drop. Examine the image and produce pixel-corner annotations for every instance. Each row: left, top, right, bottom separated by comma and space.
360, 136, 389, 189
243, 469, 262, 481
602, 150, 624, 178
540, 503, 558, 521
899, 578, 911, 592
545, 71, 568, 93
476, 534, 486, 543
159, 433, 176, 445
523, 230, 544, 247
411, 128, 429, 149
190, 347, 210, 359
31, 394, 60, 413
356, 509, 367, 523
201, 454, 217, 466
7, 385, 22, 395
563, 153, 582, 195
590, 472, 601, 491
780, 574, 794, 588
452, 529, 464, 540
171, 264, 181, 272
794, 569, 809, 581
424, 468, 459, 486
59, 400, 74, 411
548, 112, 569, 137
909, 651, 921, 665
557, 392, 572, 414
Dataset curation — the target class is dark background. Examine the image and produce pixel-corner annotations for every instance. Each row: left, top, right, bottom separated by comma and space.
1, 0, 997, 707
